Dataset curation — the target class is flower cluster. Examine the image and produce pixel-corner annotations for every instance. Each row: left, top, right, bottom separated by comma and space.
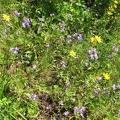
107, 0, 119, 15
10, 47, 19, 54
87, 48, 98, 60
74, 106, 86, 118
22, 18, 30, 27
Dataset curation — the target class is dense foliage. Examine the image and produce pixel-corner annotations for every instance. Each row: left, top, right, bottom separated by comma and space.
0, 0, 120, 119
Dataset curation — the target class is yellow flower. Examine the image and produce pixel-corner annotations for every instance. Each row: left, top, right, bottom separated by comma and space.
103, 118, 109, 120
70, 50, 76, 57
114, 4, 117, 8
118, 40, 120, 43
91, 37, 97, 45
95, 35, 102, 43
107, 11, 113, 15
103, 73, 110, 80
114, 0, 118, 4
109, 6, 114, 11
3, 14, 10, 21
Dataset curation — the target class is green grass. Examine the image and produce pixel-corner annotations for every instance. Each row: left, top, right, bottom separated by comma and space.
0, 0, 120, 120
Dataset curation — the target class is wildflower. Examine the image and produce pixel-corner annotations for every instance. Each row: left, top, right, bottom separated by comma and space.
85, 59, 89, 66
103, 89, 110, 95
14, 11, 20, 16
77, 34, 83, 40
114, 0, 118, 4
10, 47, 19, 54
107, 11, 113, 15
63, 111, 69, 116
67, 13, 72, 18
66, 81, 70, 86
70, 50, 76, 57
102, 73, 110, 80
3, 29, 7, 35
33, 64, 36, 69
94, 53, 98, 59
94, 91, 99, 96
67, 35, 72, 39
112, 46, 118, 52
108, 6, 114, 11
60, 61, 66, 68
114, 4, 117, 8
29, 94, 38, 101
118, 40, 120, 43
74, 107, 79, 113
112, 84, 116, 90
3, 14, 10, 21
108, 55, 112, 58
38, 18, 45, 22
91, 37, 97, 45
22, 18, 30, 27
79, 107, 86, 118
33, 94, 38, 100
87, 48, 98, 60
95, 76, 102, 81
24, 54, 30, 59
50, 13, 55, 17
68, 39, 72, 44
95, 35, 102, 43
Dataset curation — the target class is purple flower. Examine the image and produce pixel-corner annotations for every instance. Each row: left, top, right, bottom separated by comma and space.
63, 111, 69, 116
72, 33, 78, 37
94, 53, 98, 59
77, 34, 83, 40
95, 91, 99, 96
79, 107, 86, 118
60, 61, 66, 68
22, 18, 30, 27
67, 13, 72, 18
50, 13, 55, 17
29, 94, 38, 101
87, 50, 92, 55
3, 29, 7, 35
33, 94, 38, 100
67, 35, 72, 39
108, 55, 112, 58
87, 49, 98, 60
90, 54, 94, 59
74, 107, 79, 113
24, 54, 30, 59
14, 11, 20, 16
66, 81, 70, 86
112, 46, 119, 52
10, 47, 19, 54
112, 84, 116, 90
68, 39, 72, 44
103, 89, 110, 95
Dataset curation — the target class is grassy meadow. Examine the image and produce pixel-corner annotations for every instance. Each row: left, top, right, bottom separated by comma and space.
0, 0, 120, 119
